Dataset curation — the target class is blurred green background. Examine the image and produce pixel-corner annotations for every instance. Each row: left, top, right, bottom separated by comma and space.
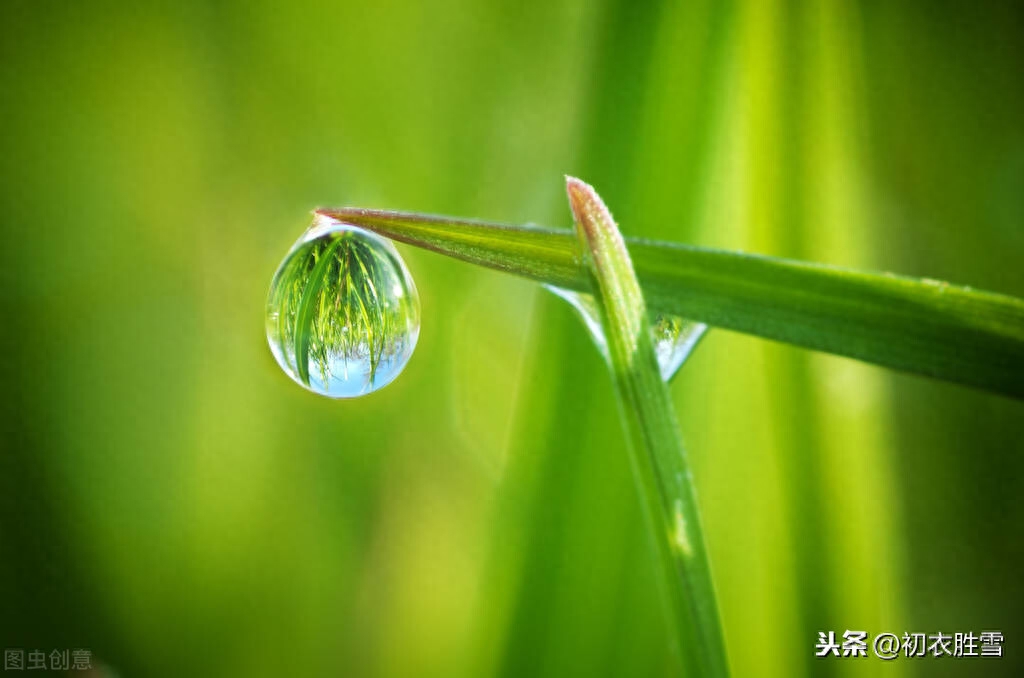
2, 1, 1022, 676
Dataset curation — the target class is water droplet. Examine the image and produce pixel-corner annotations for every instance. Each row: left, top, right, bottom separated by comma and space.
546, 286, 707, 382
651, 313, 708, 382
266, 215, 420, 397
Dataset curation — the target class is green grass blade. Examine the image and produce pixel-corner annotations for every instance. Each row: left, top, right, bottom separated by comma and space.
317, 206, 1024, 398
294, 236, 344, 385
566, 177, 729, 677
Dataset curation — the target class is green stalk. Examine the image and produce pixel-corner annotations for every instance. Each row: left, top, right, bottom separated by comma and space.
293, 237, 345, 385
566, 177, 729, 677
316, 206, 1024, 398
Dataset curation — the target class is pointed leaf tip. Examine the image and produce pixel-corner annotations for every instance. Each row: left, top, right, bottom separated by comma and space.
565, 176, 615, 241
565, 176, 647, 363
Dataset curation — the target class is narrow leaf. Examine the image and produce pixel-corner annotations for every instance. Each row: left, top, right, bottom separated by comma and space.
317, 206, 1024, 398
566, 177, 730, 678
294, 237, 344, 385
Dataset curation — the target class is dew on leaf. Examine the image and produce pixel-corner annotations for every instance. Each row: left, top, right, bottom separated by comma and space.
546, 285, 707, 382
651, 313, 708, 381
266, 215, 420, 397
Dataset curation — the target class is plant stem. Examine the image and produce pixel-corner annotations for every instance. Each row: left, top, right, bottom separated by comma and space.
566, 177, 729, 677
316, 206, 1024, 399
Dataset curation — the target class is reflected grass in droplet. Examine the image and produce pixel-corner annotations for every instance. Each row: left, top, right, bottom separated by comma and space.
545, 285, 707, 381
266, 216, 420, 398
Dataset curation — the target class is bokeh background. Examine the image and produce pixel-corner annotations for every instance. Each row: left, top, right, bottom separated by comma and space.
2, 1, 1023, 676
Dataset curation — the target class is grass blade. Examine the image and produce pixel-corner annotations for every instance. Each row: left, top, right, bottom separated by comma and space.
566, 177, 729, 678
294, 237, 344, 385
317, 206, 1024, 398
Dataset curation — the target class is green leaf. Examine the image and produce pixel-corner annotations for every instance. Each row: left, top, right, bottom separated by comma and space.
293, 236, 344, 385
317, 206, 1024, 398
566, 177, 729, 678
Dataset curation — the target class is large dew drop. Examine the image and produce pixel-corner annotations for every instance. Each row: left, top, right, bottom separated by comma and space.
266, 215, 420, 397
546, 286, 707, 382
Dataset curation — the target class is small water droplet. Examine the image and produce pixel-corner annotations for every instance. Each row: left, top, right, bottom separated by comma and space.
266, 215, 420, 397
546, 286, 707, 382
652, 313, 708, 381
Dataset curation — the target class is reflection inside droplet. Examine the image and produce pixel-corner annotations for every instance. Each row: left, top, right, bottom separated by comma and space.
546, 285, 707, 382
266, 215, 420, 398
